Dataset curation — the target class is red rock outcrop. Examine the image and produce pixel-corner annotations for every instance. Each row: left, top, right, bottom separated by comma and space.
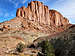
0, 1, 70, 34
16, 1, 69, 26
49, 10, 69, 26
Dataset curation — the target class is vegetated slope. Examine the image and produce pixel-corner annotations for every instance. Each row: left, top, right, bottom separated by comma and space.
50, 25, 75, 56
33, 25, 75, 56
0, 30, 48, 56
51, 24, 75, 39
0, 36, 25, 56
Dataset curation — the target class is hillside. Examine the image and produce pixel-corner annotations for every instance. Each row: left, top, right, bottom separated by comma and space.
0, 1, 74, 56
32, 25, 75, 56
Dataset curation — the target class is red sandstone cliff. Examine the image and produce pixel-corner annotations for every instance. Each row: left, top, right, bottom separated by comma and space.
16, 1, 69, 27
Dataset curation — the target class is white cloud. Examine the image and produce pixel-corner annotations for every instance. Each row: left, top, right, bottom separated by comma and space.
9, 0, 28, 8
9, 0, 19, 8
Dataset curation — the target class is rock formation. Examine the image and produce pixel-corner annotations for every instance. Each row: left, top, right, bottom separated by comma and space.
0, 1, 73, 56
0, 1, 70, 34
16, 1, 69, 26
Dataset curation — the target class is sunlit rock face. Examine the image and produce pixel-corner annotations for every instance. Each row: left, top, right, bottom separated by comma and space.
0, 1, 70, 34
16, 1, 69, 27
49, 10, 69, 26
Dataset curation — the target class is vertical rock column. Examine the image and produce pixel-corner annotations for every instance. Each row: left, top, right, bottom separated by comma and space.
16, 8, 21, 17
55, 12, 62, 26
27, 6, 32, 20
42, 5, 46, 24
30, 1, 36, 21
38, 1, 43, 24
22, 6, 25, 17
44, 6, 50, 25
35, 1, 39, 22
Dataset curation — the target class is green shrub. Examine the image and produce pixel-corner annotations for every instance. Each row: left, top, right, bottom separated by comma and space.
16, 42, 25, 53
38, 40, 55, 56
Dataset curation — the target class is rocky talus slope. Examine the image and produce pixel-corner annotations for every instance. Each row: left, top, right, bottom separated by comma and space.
0, 1, 72, 56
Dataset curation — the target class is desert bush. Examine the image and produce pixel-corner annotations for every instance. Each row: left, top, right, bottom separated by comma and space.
16, 42, 25, 53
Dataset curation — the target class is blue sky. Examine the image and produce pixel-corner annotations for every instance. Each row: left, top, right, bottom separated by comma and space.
0, 0, 75, 24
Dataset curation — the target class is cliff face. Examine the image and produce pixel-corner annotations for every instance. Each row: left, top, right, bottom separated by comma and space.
16, 1, 69, 26
0, 1, 70, 34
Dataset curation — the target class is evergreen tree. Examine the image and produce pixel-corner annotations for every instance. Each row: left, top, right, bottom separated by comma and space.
38, 40, 55, 56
